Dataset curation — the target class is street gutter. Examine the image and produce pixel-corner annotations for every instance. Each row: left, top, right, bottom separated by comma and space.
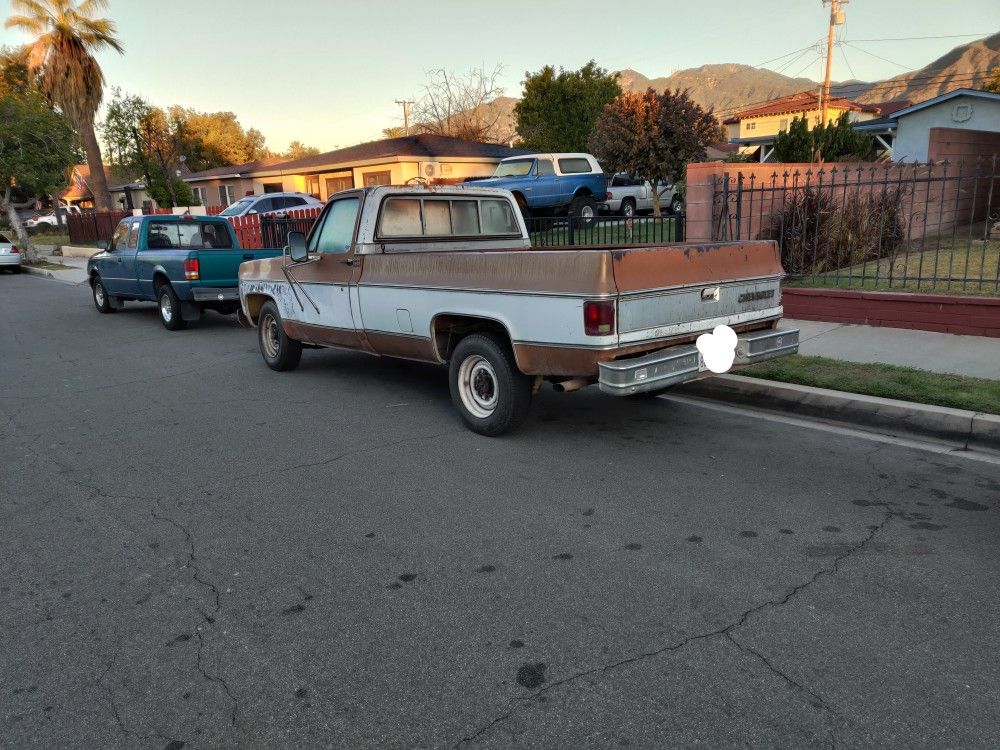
677, 374, 1000, 454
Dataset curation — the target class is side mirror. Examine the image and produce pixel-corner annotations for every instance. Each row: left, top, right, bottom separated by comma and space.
97, 240, 108, 251
247, 209, 258, 215
287, 231, 308, 263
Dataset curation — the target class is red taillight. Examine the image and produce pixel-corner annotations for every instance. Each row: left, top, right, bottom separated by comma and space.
584, 300, 615, 336
10, 246, 19, 254
184, 257, 200, 280
605, 192, 613, 201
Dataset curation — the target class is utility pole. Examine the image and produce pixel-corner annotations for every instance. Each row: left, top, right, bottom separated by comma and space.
394, 99, 414, 136
820, 0, 847, 126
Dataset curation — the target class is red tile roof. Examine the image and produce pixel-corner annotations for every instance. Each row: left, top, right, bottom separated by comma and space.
867, 100, 914, 117
722, 91, 879, 124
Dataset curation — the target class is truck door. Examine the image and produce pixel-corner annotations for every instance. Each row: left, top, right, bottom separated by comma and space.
282, 193, 366, 350
117, 219, 141, 296
531, 158, 560, 209
100, 220, 133, 296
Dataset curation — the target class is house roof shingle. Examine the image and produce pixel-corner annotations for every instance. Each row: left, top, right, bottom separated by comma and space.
722, 91, 879, 124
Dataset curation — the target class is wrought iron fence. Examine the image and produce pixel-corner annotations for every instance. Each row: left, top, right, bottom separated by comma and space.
525, 214, 681, 247
713, 157, 1000, 295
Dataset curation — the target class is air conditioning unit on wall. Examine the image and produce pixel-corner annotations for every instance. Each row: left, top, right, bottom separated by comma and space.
421, 162, 440, 179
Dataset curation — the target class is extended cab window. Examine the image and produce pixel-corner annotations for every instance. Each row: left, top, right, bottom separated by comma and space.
558, 157, 592, 174
128, 222, 140, 248
311, 197, 359, 254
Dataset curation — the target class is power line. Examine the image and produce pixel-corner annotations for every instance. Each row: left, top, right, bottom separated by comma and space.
841, 41, 912, 70
841, 34, 986, 42
774, 46, 820, 76
755, 41, 824, 69
789, 52, 824, 80
838, 42, 858, 80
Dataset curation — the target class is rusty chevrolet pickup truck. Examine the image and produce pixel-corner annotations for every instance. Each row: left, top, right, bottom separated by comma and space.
238, 185, 799, 435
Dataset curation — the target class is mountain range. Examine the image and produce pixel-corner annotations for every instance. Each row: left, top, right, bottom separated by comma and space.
481, 32, 1000, 140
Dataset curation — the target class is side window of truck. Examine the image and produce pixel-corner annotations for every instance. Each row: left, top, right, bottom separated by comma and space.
310, 197, 359, 254
536, 159, 555, 176
558, 157, 592, 174
111, 221, 129, 251
128, 221, 140, 248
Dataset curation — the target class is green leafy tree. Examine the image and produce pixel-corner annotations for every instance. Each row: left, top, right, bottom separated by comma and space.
382, 126, 406, 139
283, 140, 321, 160
0, 53, 79, 260
772, 112, 874, 163
589, 88, 724, 215
170, 107, 268, 171
516, 61, 621, 152
101, 89, 193, 208
6, 0, 124, 212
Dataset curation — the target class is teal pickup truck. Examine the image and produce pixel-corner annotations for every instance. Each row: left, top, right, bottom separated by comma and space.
87, 215, 283, 330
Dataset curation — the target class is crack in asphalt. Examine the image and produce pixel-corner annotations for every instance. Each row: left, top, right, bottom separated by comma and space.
152, 500, 238, 729
452, 450, 900, 749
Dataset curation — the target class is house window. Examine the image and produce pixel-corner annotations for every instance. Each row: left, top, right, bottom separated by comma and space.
325, 176, 353, 197
262, 183, 282, 193
218, 185, 236, 206
363, 171, 392, 187
746, 121, 756, 131
190, 186, 207, 206
305, 176, 320, 197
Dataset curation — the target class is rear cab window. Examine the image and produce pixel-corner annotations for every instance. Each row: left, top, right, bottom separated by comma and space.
377, 197, 519, 240
146, 221, 233, 249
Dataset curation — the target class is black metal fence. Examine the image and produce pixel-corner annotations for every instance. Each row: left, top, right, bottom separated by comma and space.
713, 157, 1000, 295
525, 214, 681, 247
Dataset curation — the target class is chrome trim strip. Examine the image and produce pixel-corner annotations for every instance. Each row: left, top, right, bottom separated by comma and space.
618, 307, 784, 345
618, 274, 784, 300
357, 282, 616, 299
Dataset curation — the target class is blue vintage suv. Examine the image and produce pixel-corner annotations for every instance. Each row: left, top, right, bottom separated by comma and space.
467, 153, 608, 225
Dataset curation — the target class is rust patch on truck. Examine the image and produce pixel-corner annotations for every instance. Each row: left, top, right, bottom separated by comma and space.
614, 241, 782, 293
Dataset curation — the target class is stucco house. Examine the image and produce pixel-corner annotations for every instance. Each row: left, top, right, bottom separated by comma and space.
725, 91, 880, 162
853, 88, 1000, 163
183, 134, 529, 208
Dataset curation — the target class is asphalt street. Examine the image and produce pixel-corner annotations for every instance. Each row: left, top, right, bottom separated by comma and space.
2, 273, 999, 750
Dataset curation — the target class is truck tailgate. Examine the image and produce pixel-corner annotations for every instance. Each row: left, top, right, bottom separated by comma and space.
610, 241, 785, 344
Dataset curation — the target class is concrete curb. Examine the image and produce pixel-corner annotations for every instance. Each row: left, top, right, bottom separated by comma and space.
677, 374, 1000, 453
21, 264, 54, 280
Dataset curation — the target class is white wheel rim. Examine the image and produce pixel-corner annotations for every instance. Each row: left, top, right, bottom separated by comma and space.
160, 292, 172, 322
94, 283, 105, 306
624, 204, 634, 217
458, 355, 498, 418
581, 205, 594, 219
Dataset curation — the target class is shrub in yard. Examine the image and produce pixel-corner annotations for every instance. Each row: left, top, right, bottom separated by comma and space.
767, 186, 905, 274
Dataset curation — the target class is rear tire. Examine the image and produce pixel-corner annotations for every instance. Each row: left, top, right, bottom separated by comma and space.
449, 332, 532, 436
91, 275, 115, 314
258, 300, 302, 371
157, 282, 187, 331
669, 195, 682, 215
569, 194, 598, 228
621, 198, 636, 218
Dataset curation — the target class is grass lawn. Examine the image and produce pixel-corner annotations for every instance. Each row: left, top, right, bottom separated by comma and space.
786, 241, 999, 296
741, 355, 1000, 414
530, 217, 678, 247
26, 232, 99, 248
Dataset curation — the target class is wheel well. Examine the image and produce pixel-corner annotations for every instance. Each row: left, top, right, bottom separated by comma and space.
152, 271, 170, 292
243, 293, 271, 323
573, 187, 593, 198
511, 191, 527, 207
431, 314, 512, 363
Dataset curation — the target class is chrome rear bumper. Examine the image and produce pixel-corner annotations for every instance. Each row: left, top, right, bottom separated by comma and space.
599, 327, 799, 396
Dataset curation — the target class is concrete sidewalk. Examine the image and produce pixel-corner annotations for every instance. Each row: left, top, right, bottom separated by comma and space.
787, 318, 999, 380
21, 253, 89, 285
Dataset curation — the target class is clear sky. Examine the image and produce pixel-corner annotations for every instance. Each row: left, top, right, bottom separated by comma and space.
1, 0, 997, 154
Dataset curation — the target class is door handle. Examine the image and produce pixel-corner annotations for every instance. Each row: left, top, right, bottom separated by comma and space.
116, 257, 122, 263
243, 253, 254, 260
338, 257, 358, 266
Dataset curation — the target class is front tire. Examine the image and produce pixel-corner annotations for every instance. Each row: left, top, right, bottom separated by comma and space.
621, 198, 636, 218
91, 275, 115, 314
258, 300, 302, 371
449, 332, 532, 436
157, 282, 187, 331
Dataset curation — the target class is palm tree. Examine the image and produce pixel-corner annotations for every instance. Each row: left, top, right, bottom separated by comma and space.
5, 0, 123, 212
